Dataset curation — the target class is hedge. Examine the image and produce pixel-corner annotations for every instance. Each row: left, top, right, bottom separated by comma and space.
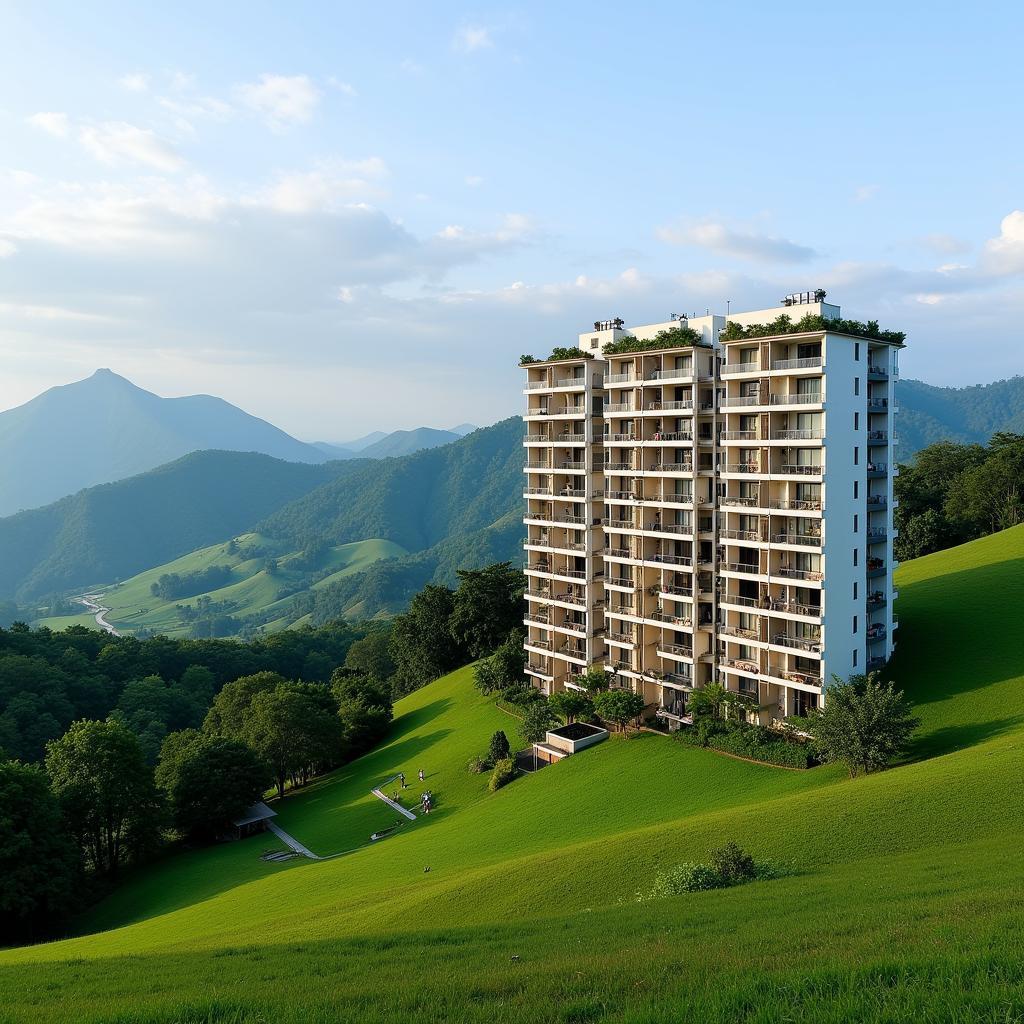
675, 724, 812, 769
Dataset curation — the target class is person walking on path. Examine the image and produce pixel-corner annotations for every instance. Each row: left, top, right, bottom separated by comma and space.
399, 771, 406, 788
418, 768, 425, 782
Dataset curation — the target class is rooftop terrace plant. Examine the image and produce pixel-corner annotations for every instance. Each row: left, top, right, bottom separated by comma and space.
722, 313, 905, 344
519, 347, 593, 366
603, 325, 703, 354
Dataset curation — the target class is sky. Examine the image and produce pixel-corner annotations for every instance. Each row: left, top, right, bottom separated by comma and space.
1, 1, 1023, 441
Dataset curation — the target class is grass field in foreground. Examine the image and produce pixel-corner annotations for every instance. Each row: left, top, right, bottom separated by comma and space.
2, 525, 1024, 1023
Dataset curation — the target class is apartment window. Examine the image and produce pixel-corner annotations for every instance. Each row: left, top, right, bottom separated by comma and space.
854, 446, 859, 466
853, 649, 858, 667
853, 548, 859, 567
590, 337, 599, 349
854, 412, 860, 431
854, 377, 860, 396
853, 581, 858, 600
853, 481, 859, 500
853, 615, 858, 634
855, 342, 861, 361
854, 514, 859, 533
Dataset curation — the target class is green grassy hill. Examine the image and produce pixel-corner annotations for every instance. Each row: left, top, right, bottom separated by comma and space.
2, 526, 1023, 1022
31, 535, 407, 638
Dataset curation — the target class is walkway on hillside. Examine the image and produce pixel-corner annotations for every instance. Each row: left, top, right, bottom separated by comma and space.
371, 787, 417, 821
267, 820, 321, 860
75, 593, 121, 636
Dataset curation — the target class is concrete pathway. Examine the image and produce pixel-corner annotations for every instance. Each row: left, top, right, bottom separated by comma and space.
371, 788, 417, 820
267, 820, 321, 860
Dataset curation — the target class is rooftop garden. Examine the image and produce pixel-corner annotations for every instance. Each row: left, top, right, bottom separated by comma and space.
603, 325, 705, 354
520, 346, 593, 365
722, 313, 905, 344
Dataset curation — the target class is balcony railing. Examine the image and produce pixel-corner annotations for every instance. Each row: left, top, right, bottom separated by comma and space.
774, 566, 823, 582
867, 430, 889, 443
721, 495, 760, 507
604, 372, 635, 385
772, 634, 822, 653
769, 499, 822, 511
646, 461, 693, 473
725, 463, 762, 474
648, 610, 693, 627
645, 400, 694, 411
647, 368, 693, 381
609, 433, 638, 442
719, 624, 758, 640
769, 392, 821, 405
724, 562, 761, 575
721, 430, 758, 441
649, 431, 693, 442
720, 656, 759, 674
867, 527, 888, 540
659, 584, 693, 598
867, 398, 888, 410
555, 376, 586, 388
779, 464, 822, 476
773, 533, 822, 547
604, 403, 636, 414
646, 553, 692, 566
721, 528, 761, 542
606, 576, 637, 589
720, 395, 763, 408
868, 365, 888, 378
658, 642, 694, 659
720, 593, 758, 608
771, 600, 821, 617
773, 429, 823, 440
722, 361, 759, 374
767, 666, 822, 686
772, 356, 823, 370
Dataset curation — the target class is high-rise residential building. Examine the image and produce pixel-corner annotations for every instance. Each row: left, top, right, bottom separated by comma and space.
521, 294, 901, 728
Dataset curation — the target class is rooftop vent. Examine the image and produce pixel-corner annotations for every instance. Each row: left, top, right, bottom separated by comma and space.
782, 289, 827, 306
594, 318, 625, 331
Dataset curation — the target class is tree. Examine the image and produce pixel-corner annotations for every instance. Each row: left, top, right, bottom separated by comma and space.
474, 629, 526, 695
578, 667, 609, 693
202, 671, 286, 737
449, 563, 524, 659
593, 689, 646, 733
945, 440, 1024, 536
0, 759, 81, 943
805, 673, 919, 778
45, 719, 164, 875
155, 730, 272, 837
343, 629, 395, 681
488, 730, 511, 763
389, 585, 462, 695
520, 700, 558, 745
330, 670, 393, 754
548, 691, 593, 724
241, 683, 344, 797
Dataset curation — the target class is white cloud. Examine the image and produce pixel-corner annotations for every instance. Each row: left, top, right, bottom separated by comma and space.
453, 26, 493, 52
465, 175, 484, 187
254, 158, 390, 213
27, 112, 70, 138
119, 72, 150, 92
236, 74, 320, 129
981, 210, 1024, 276
327, 77, 357, 97
78, 121, 186, 172
854, 184, 880, 202
657, 219, 817, 264
0, 239, 16, 259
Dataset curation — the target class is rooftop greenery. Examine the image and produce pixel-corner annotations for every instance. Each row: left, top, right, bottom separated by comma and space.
519, 347, 593, 365
603, 325, 704, 354
722, 313, 906, 344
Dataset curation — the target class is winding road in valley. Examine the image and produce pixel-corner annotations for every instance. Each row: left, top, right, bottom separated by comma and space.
75, 593, 121, 637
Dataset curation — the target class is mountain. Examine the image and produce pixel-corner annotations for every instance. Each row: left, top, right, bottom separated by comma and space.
0, 451, 356, 601
449, 423, 478, 436
356, 427, 464, 459
0, 369, 329, 515
897, 375, 1024, 461
332, 430, 389, 452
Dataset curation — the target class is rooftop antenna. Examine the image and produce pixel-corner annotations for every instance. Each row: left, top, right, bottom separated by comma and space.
726, 299, 731, 315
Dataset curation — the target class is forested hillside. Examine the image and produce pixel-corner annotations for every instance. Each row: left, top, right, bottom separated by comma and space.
0, 452, 357, 602
897, 375, 1024, 460
258, 416, 523, 552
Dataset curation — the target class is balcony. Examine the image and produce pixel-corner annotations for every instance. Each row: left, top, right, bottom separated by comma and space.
771, 356, 823, 371
769, 392, 821, 405
645, 367, 694, 382
773, 533, 822, 547
721, 528, 761, 542
868, 365, 888, 380
722, 361, 759, 375
867, 527, 888, 542
604, 372, 635, 385
720, 395, 763, 408
609, 433, 638, 443
773, 429, 823, 441
867, 398, 889, 410
867, 462, 888, 477
770, 499, 822, 512
720, 593, 758, 608
867, 625, 887, 642
648, 609, 693, 627
659, 584, 693, 599
724, 462, 762, 474
774, 566, 823, 582
866, 495, 887, 509
771, 600, 821, 618
721, 495, 760, 508
778, 464, 823, 477
721, 430, 758, 441
657, 642, 694, 659
771, 634, 822, 654
644, 400, 694, 412
719, 623, 758, 641
604, 402, 636, 414
867, 430, 889, 444
723, 562, 761, 576
766, 666, 822, 688
720, 656, 759, 675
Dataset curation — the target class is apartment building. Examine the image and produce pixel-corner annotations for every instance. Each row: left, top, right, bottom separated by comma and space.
521, 294, 900, 728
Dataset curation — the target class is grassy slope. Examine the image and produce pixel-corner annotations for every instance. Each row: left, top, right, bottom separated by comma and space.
3, 525, 1024, 1022
31, 535, 406, 637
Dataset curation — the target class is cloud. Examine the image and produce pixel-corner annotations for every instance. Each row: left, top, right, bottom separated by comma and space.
921, 233, 971, 255
236, 74, 320, 129
78, 121, 186, 172
453, 26, 493, 52
327, 77, 357, 97
119, 72, 150, 92
27, 112, 70, 138
465, 175, 484, 187
981, 210, 1024, 276
0, 239, 16, 259
657, 219, 818, 264
853, 184, 879, 202
253, 158, 390, 213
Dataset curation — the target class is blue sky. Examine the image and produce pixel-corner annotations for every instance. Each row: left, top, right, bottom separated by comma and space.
2, 1, 1023, 439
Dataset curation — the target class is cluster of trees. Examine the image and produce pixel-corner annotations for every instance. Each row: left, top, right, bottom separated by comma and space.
0, 664, 394, 944
389, 562, 523, 695
150, 565, 234, 601
0, 620, 369, 765
722, 312, 905, 344
895, 433, 1024, 561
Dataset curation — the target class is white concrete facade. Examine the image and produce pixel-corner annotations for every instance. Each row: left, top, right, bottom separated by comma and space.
521, 297, 901, 728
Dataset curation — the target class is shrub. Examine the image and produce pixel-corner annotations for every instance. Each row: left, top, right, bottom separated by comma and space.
488, 757, 516, 792
603, 326, 703, 354
710, 842, 756, 885
675, 721, 812, 769
520, 700, 557, 744
488, 730, 511, 763
467, 755, 491, 774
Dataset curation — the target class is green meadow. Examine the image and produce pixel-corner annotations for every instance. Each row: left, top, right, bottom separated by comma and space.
3, 525, 1024, 1023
